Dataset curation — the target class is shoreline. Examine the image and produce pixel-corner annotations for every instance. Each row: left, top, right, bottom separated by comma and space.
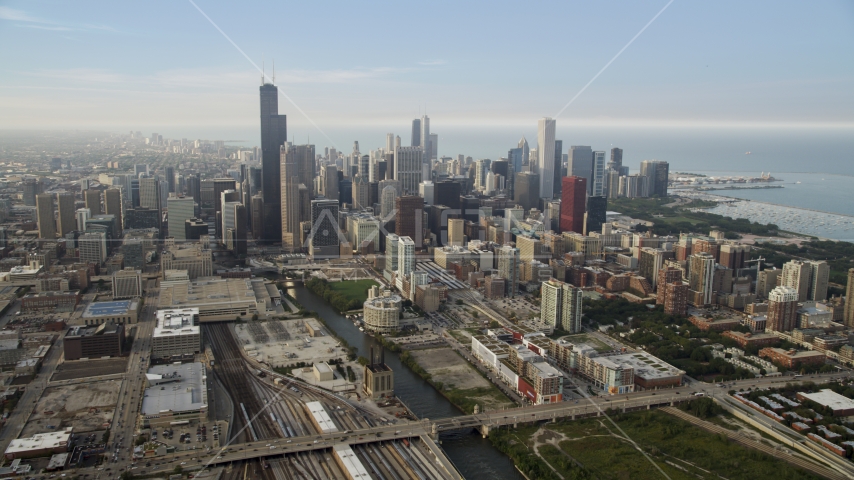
706, 194, 854, 220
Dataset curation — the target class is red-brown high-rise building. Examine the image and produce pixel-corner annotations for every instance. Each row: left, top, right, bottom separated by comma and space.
767, 285, 799, 332
692, 239, 720, 263
661, 282, 688, 316
656, 267, 683, 305
396, 195, 424, 247
560, 176, 586, 234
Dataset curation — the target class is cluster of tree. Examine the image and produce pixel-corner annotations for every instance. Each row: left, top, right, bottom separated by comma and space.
304, 277, 363, 312
679, 397, 723, 419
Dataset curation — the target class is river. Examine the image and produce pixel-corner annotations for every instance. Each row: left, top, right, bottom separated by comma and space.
285, 284, 522, 480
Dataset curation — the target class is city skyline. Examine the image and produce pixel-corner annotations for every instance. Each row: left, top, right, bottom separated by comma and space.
0, 1, 852, 134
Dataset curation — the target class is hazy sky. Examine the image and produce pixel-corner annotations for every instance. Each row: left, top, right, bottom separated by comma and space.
1, 0, 853, 132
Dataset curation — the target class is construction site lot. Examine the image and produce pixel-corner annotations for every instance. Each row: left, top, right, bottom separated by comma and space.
52, 357, 129, 381
408, 347, 514, 413
22, 380, 120, 437
233, 319, 349, 369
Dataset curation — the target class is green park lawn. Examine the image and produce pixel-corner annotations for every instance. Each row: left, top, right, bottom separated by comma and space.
327, 279, 379, 305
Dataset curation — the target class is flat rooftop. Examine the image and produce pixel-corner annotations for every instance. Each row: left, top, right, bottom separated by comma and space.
67, 323, 121, 337
5, 427, 72, 456
798, 389, 854, 412
141, 362, 207, 415
154, 308, 200, 337
305, 401, 338, 433
608, 351, 685, 380
82, 300, 136, 317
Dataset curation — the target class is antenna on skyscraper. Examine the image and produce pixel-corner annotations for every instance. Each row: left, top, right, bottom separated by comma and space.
262, 61, 265, 85
272, 60, 276, 84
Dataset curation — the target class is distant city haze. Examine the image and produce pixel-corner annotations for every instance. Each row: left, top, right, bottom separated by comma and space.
0, 1, 851, 153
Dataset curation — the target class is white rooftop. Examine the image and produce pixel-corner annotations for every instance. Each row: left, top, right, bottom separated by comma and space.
306, 401, 338, 433
333, 444, 371, 479
154, 308, 200, 338
799, 389, 854, 412
5, 427, 72, 456
141, 362, 207, 415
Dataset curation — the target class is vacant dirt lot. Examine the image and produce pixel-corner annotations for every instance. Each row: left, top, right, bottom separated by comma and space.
22, 381, 120, 436
52, 357, 128, 381
409, 348, 491, 390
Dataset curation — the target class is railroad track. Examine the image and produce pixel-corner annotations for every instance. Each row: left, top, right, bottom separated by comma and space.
662, 407, 849, 480
205, 322, 453, 479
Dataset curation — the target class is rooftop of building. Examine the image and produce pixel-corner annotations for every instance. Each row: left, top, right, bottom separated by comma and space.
22, 290, 80, 299
141, 362, 207, 415
82, 299, 137, 318
159, 277, 270, 310
798, 389, 854, 411
66, 323, 122, 338
305, 401, 337, 433
154, 308, 200, 337
602, 351, 684, 380
761, 348, 826, 359
5, 427, 73, 456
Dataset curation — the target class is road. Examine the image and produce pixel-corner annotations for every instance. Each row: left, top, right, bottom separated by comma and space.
108, 279, 159, 473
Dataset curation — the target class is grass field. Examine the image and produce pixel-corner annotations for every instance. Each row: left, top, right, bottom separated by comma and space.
561, 333, 611, 352
489, 410, 821, 480
327, 279, 379, 305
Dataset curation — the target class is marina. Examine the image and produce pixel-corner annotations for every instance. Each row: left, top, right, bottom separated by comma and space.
677, 190, 854, 242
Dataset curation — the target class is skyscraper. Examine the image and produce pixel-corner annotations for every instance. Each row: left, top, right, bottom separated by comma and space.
104, 189, 123, 238
540, 279, 583, 333
36, 193, 56, 239
518, 136, 529, 167
497, 245, 520, 298
688, 252, 716, 306
536, 118, 556, 198
395, 196, 423, 246
608, 148, 623, 171
844, 269, 854, 327
560, 176, 586, 234
260, 81, 287, 242
585, 196, 607, 235
380, 185, 397, 220
591, 151, 606, 197
308, 198, 340, 259
394, 146, 423, 195
639, 248, 667, 288
513, 172, 540, 212
568, 146, 593, 195
280, 144, 305, 251
410, 119, 421, 147
639, 160, 669, 197
139, 178, 161, 213
781, 260, 811, 302
396, 236, 415, 290
84, 189, 102, 215
807, 260, 830, 302
167, 195, 195, 242
553, 140, 563, 198
56, 193, 76, 236
165, 166, 176, 193
434, 181, 461, 212
767, 286, 799, 332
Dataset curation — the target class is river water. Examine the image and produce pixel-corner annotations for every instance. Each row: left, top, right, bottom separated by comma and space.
285, 284, 522, 480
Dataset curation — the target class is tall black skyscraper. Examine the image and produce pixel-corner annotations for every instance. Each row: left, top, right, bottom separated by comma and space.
165, 166, 175, 193
553, 140, 563, 198
608, 147, 623, 171
585, 196, 607, 235
411, 119, 421, 147
260, 82, 287, 242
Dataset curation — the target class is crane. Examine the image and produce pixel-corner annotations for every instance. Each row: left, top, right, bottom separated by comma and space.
744, 256, 766, 272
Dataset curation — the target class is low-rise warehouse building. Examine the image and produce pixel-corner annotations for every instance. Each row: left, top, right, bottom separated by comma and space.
723, 331, 779, 349
4, 427, 72, 460
759, 348, 826, 369
797, 389, 854, 416
21, 290, 81, 313
80, 299, 140, 325
140, 362, 207, 428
